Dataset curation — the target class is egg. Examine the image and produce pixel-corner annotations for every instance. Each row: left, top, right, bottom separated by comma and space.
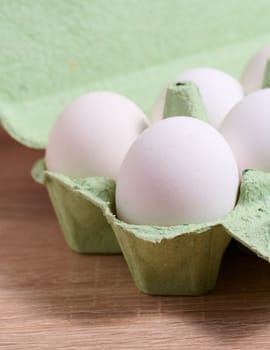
242, 44, 270, 94
150, 67, 243, 129
45, 91, 149, 180
116, 117, 239, 226
221, 89, 270, 173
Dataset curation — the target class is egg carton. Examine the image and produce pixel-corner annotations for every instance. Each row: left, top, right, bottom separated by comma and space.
2, 1, 270, 295
14, 81, 270, 295
31, 158, 270, 295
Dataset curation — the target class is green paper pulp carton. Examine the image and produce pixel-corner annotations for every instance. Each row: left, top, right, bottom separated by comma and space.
2, 1, 270, 295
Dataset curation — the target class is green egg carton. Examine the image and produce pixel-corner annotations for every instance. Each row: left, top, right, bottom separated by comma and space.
31, 152, 270, 295
30, 81, 270, 295
2, 1, 270, 295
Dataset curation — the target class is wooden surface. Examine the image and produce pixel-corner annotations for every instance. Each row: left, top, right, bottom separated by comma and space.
1, 129, 270, 350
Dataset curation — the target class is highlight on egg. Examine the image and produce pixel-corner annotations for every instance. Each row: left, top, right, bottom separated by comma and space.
241, 44, 270, 94
116, 116, 239, 226
221, 88, 270, 174
150, 67, 244, 129
45, 91, 149, 180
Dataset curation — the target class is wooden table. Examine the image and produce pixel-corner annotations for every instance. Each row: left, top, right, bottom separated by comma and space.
1, 128, 270, 349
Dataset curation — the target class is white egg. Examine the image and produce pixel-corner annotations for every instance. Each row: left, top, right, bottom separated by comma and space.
116, 117, 239, 226
45, 91, 149, 180
221, 89, 270, 173
150, 67, 243, 129
242, 44, 270, 94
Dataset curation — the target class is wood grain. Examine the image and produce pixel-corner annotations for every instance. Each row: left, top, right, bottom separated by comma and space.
1, 128, 270, 349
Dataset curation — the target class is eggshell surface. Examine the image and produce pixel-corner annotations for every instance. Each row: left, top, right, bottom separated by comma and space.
150, 68, 243, 129
116, 117, 239, 226
45, 92, 149, 179
241, 44, 270, 94
221, 89, 270, 173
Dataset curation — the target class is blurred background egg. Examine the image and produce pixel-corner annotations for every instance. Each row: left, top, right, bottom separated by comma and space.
45, 91, 149, 180
221, 89, 270, 173
116, 117, 239, 226
242, 44, 270, 94
150, 67, 243, 128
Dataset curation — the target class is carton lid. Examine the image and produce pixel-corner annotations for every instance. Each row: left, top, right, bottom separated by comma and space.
1, 1, 270, 148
